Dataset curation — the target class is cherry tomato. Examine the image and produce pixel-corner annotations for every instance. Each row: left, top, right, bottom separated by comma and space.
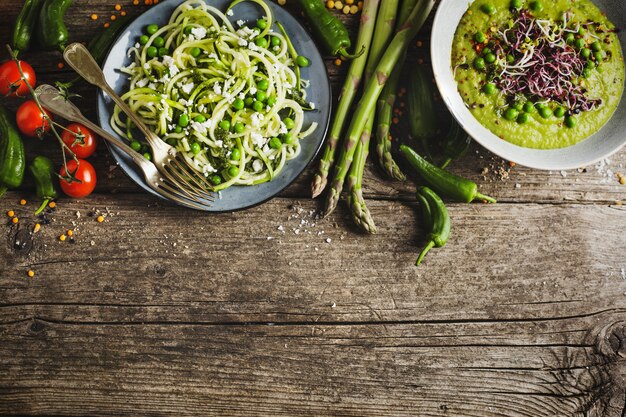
61, 123, 98, 158
0, 60, 36, 97
16, 100, 51, 137
59, 159, 97, 198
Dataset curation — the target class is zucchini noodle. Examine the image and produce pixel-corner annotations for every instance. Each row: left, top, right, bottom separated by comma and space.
111, 0, 317, 191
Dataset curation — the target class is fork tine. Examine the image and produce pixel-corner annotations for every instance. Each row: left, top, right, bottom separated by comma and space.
156, 180, 212, 210
168, 157, 216, 197
157, 167, 207, 202
164, 159, 214, 200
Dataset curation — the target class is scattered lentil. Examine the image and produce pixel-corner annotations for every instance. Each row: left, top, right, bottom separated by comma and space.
90, 13, 98, 20
104, 22, 110, 28
48, 201, 56, 209
20, 199, 26, 205
334, 58, 342, 66
57, 62, 64, 69
33, 223, 41, 233
111, 15, 117, 20
27, 270, 35, 278
59, 234, 66, 241
97, 215, 105, 223
114, 4, 121, 10
67, 229, 74, 237
12, 217, 18, 224
7, 210, 14, 217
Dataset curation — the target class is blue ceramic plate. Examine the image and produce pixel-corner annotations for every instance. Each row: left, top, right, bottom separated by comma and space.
97, 0, 331, 211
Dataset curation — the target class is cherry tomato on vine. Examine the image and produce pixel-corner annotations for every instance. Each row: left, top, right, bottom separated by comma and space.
0, 60, 36, 97
59, 159, 97, 198
61, 123, 98, 158
16, 100, 51, 137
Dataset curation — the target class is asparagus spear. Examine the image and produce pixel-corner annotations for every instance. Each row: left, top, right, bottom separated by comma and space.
324, 0, 436, 217
347, 0, 400, 233
310, 0, 380, 198
374, 0, 419, 182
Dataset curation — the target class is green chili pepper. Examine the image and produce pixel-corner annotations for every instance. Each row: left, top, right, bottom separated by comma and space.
0, 105, 26, 197
11, 0, 45, 53
87, 13, 132, 66
37, 0, 73, 52
400, 144, 497, 204
440, 119, 471, 169
408, 65, 438, 160
295, 0, 364, 59
29, 156, 57, 215
415, 186, 450, 266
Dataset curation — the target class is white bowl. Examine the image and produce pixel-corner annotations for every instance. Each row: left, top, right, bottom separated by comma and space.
431, 0, 626, 170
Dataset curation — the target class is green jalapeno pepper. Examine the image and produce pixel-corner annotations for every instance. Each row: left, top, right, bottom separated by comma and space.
415, 186, 450, 266
400, 144, 496, 204
295, 0, 364, 58
408, 65, 438, 159
11, 0, 45, 53
440, 119, 471, 169
37, 0, 73, 51
0, 105, 26, 197
29, 156, 57, 215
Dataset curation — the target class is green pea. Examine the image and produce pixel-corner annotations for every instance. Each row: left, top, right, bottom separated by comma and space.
480, 4, 496, 14
190, 47, 201, 57
252, 100, 264, 112
581, 48, 591, 59
183, 26, 192, 35
256, 91, 267, 102
153, 36, 164, 48
219, 120, 231, 131
474, 31, 487, 43
146, 46, 158, 58
511, 0, 522, 9
564, 115, 577, 128
257, 18, 267, 30
139, 35, 149, 45
146, 24, 159, 35
233, 122, 245, 133
473, 57, 486, 70
539, 107, 553, 119
270, 36, 281, 47
582, 68, 592, 79
565, 33, 575, 44
506, 54, 515, 63
174, 126, 183, 134
210, 175, 222, 185
255, 37, 268, 49
574, 38, 586, 50
585, 60, 596, 69
233, 98, 245, 110
194, 115, 206, 123
482, 83, 496, 95
517, 113, 529, 124
178, 113, 189, 127
266, 96, 276, 107
591, 41, 602, 52
484, 53, 496, 64
594, 51, 604, 62
190, 142, 201, 155
283, 117, 295, 129
482, 47, 492, 56
523, 102, 535, 113
578, 26, 585, 35
158, 47, 169, 57
554, 107, 566, 117
244, 97, 254, 107
143, 152, 152, 161
503, 108, 519, 121
296, 55, 310, 67
166, 138, 177, 146
231, 147, 241, 160
228, 165, 239, 177
512, 102, 524, 111
282, 133, 295, 145
257, 79, 269, 91
529, 0, 543, 11
130, 140, 142, 152
269, 137, 282, 149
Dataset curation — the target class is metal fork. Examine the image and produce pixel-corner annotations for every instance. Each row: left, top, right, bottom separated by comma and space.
62, 42, 215, 201
35, 84, 212, 211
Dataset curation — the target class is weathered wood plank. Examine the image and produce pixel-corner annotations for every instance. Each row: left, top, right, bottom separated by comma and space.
1, 313, 625, 416
2, 194, 625, 324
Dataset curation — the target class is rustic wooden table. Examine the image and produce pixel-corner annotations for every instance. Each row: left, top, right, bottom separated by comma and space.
1, 0, 626, 415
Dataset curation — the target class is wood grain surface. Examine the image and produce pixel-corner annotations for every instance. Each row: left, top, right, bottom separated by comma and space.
1, 0, 625, 416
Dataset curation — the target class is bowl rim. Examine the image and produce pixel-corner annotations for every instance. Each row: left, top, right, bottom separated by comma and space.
430, 0, 626, 170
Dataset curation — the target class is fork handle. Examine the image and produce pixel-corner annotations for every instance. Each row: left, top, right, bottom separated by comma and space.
63, 42, 161, 147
